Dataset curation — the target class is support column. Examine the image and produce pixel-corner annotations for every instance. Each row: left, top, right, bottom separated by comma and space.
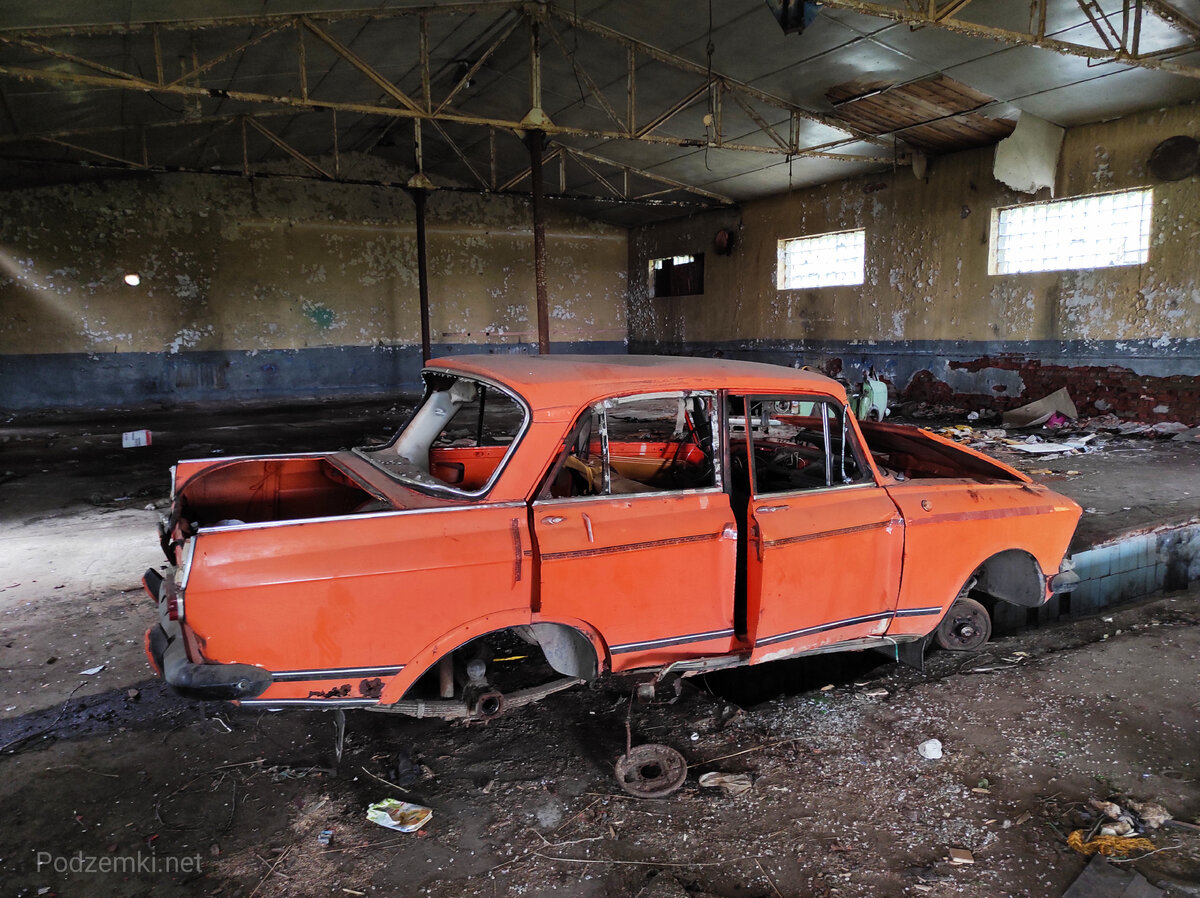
413, 187, 432, 364
528, 129, 550, 355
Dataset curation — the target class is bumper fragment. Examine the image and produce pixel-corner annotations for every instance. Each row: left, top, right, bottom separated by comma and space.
142, 567, 271, 702
144, 624, 272, 701
1049, 559, 1080, 595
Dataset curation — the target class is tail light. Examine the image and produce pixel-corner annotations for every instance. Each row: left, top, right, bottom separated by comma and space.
166, 589, 184, 622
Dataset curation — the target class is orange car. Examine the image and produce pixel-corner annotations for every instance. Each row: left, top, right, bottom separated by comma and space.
143, 355, 1080, 718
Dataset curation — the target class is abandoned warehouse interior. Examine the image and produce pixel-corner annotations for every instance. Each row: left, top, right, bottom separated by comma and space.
3, 1, 1200, 896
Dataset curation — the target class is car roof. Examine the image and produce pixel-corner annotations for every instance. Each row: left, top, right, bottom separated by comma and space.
426, 354, 847, 408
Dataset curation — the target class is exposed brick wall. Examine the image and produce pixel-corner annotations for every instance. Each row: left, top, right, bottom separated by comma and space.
900, 358, 1200, 423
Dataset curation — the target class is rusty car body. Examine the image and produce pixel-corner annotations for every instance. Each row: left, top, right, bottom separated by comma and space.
143, 354, 1081, 719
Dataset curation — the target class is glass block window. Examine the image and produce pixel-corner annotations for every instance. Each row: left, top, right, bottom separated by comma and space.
990, 188, 1153, 275
776, 229, 865, 290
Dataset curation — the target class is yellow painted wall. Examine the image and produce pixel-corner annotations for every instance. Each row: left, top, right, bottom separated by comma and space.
0, 166, 627, 358
629, 101, 1200, 348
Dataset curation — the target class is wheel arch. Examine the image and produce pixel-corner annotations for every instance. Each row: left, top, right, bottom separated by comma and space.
972, 548, 1048, 609
377, 612, 607, 705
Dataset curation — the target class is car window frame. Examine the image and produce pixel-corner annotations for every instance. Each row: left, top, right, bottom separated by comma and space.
742, 394, 876, 497
353, 370, 531, 501
538, 389, 724, 502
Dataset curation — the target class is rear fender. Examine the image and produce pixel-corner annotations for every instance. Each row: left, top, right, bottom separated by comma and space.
377, 612, 607, 705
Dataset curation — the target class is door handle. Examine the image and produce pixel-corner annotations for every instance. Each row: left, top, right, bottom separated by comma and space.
541, 515, 565, 525
756, 504, 789, 514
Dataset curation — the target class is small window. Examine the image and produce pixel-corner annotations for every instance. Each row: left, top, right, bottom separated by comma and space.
729, 397, 869, 495
776, 229, 865, 290
544, 393, 717, 498
990, 188, 1152, 275
649, 254, 704, 297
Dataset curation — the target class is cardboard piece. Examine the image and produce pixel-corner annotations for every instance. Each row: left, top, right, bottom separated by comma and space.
1002, 388, 1078, 428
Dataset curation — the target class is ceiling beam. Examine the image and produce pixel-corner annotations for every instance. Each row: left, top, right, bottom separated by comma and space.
0, 150, 720, 208
244, 118, 334, 179
0, 1, 522, 38
0, 61, 842, 156
1143, 0, 1200, 42
562, 143, 735, 204
545, 4, 891, 147
816, 0, 1200, 78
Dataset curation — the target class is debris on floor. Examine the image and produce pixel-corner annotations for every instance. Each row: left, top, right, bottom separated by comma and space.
365, 799, 432, 832
1002, 387, 1079, 428
918, 738, 943, 760
1066, 831, 1156, 857
697, 771, 754, 796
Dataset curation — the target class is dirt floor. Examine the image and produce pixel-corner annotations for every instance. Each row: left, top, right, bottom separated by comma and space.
3, 399, 1200, 897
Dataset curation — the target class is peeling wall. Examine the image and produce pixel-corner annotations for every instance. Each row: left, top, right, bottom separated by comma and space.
0, 159, 627, 410
629, 102, 1200, 422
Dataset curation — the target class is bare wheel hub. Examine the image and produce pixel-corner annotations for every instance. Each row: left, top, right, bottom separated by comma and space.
934, 596, 992, 652
614, 743, 688, 799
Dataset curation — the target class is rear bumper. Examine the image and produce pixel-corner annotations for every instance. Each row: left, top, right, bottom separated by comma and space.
142, 568, 271, 702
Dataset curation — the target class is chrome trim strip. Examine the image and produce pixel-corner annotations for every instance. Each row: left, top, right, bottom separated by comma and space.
178, 452, 332, 465
271, 665, 405, 682
893, 606, 944, 618
610, 627, 736, 655
239, 698, 380, 708
756, 611, 893, 647
540, 530, 722, 562
762, 518, 896, 549
198, 501, 528, 533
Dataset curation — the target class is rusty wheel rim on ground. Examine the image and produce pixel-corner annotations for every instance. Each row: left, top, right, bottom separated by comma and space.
934, 596, 992, 652
614, 743, 688, 798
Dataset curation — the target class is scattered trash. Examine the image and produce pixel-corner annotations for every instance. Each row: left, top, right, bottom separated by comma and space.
1066, 831, 1155, 857
948, 847, 974, 865
1066, 796, 1174, 856
918, 739, 943, 760
121, 429, 152, 448
1002, 388, 1078, 428
79, 665, 105, 676
862, 688, 889, 698
1152, 421, 1188, 436
1126, 800, 1171, 830
317, 829, 333, 847
366, 799, 433, 833
698, 771, 753, 796
126, 688, 140, 701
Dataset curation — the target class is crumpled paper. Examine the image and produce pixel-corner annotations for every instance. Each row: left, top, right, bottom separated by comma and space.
366, 799, 433, 832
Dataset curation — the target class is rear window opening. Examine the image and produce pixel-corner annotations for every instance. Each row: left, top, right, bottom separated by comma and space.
357, 373, 526, 495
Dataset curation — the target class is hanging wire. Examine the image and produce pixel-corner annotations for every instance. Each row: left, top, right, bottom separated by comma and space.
704, 0, 714, 170
570, 0, 587, 107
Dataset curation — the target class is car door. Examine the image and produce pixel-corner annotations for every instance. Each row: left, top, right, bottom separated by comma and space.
732, 396, 905, 662
532, 391, 739, 673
